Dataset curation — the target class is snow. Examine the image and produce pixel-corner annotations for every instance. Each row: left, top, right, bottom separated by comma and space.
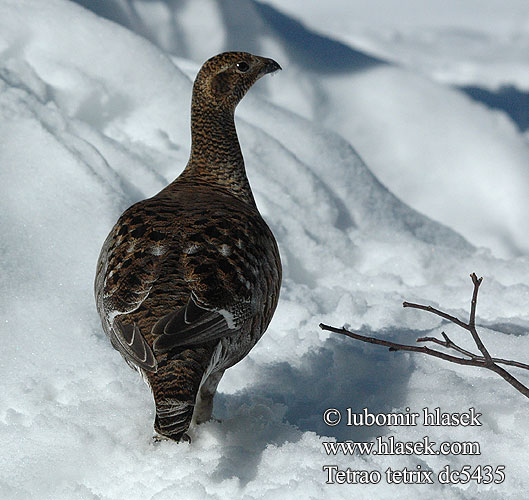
76, 0, 529, 258
1, 0, 528, 499
264, 0, 529, 89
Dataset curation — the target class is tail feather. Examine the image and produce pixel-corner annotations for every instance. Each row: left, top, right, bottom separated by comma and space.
148, 345, 214, 441
154, 399, 195, 440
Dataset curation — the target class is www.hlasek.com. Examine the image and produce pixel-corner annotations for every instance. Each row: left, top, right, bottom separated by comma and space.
321, 407, 506, 485
322, 435, 479, 456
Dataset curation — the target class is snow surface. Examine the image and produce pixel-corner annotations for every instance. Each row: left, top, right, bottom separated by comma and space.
73, 0, 529, 258
1, 0, 529, 499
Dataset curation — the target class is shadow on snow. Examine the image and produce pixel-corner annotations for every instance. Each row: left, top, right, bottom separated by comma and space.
212, 331, 416, 484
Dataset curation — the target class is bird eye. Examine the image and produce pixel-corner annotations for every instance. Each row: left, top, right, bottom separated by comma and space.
236, 61, 250, 73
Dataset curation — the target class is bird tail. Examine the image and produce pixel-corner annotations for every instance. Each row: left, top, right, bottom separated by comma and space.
154, 398, 194, 440
149, 346, 213, 441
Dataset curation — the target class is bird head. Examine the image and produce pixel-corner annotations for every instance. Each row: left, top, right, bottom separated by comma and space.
192, 52, 281, 112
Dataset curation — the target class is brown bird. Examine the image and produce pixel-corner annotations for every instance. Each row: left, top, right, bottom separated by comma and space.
94, 52, 282, 442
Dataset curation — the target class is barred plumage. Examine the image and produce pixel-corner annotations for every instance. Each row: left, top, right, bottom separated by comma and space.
95, 52, 282, 441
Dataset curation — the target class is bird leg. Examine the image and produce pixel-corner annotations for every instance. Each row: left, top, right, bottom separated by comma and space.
193, 369, 225, 425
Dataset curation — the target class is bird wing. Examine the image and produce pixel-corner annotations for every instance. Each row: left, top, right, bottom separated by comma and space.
152, 291, 251, 353
97, 197, 260, 358
111, 317, 157, 372
152, 220, 258, 353
95, 208, 169, 372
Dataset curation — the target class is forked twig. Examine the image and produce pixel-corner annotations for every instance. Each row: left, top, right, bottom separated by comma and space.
416, 332, 529, 370
320, 273, 529, 399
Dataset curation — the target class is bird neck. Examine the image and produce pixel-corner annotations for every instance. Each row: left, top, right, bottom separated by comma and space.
178, 103, 256, 207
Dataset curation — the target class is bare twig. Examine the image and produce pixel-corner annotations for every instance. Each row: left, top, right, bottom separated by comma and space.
416, 332, 529, 370
401, 302, 469, 330
417, 331, 477, 358
320, 273, 529, 399
319, 323, 488, 367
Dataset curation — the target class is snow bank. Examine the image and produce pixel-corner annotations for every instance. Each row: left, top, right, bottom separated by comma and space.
1, 1, 529, 499
265, 0, 529, 90
75, 0, 529, 258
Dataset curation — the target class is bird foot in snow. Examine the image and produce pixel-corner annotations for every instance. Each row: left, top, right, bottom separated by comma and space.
152, 432, 191, 444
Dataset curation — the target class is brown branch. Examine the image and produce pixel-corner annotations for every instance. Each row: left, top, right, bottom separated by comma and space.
417, 332, 481, 358
468, 273, 493, 364
319, 324, 487, 367
416, 332, 529, 370
402, 302, 469, 330
320, 273, 529, 400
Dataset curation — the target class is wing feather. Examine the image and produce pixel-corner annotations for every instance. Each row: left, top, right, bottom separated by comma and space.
112, 318, 158, 372
95, 207, 168, 372
152, 293, 248, 352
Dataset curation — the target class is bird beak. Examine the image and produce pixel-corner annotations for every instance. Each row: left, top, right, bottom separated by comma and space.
259, 58, 282, 78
